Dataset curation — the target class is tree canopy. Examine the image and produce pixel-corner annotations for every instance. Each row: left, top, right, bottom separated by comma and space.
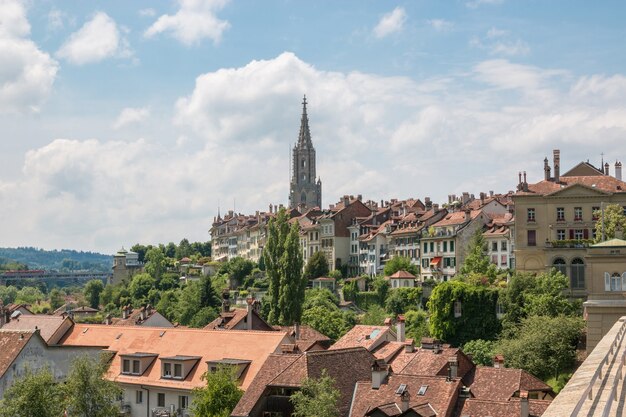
594, 203, 626, 242
384, 256, 418, 276
0, 368, 64, 417
290, 369, 341, 417
191, 366, 243, 417
459, 229, 497, 279
304, 251, 329, 280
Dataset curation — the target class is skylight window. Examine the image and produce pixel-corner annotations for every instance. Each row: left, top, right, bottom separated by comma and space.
370, 329, 380, 339
418, 385, 428, 395
395, 384, 407, 395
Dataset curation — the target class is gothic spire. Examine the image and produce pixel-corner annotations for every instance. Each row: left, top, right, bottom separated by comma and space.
297, 95, 313, 148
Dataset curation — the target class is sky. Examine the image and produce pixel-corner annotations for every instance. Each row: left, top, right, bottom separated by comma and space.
1, 0, 626, 254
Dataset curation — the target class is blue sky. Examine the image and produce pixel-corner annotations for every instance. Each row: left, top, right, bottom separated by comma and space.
1, 0, 626, 253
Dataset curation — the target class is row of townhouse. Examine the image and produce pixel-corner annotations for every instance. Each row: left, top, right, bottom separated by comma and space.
210, 193, 516, 281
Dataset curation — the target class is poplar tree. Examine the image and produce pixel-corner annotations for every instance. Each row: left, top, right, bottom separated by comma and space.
279, 221, 305, 325
263, 208, 290, 324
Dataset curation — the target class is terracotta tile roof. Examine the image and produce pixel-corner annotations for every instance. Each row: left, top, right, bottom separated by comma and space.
59, 324, 290, 391
205, 308, 274, 331
387, 271, 416, 279
1, 315, 70, 344
458, 398, 551, 417
373, 341, 405, 363
464, 366, 553, 401
5, 303, 33, 314
516, 175, 626, 196
349, 374, 461, 417
432, 210, 480, 227
0, 330, 36, 378
330, 325, 393, 351
394, 347, 474, 379
273, 325, 331, 344
110, 307, 171, 327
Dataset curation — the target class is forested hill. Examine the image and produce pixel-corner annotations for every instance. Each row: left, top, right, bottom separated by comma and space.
0, 247, 112, 272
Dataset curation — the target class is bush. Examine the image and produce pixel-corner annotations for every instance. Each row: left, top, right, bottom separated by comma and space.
354, 292, 380, 309
405, 309, 429, 342
462, 339, 496, 366
385, 287, 422, 315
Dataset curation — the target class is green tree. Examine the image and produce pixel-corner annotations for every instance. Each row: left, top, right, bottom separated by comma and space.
459, 229, 497, 279
385, 287, 422, 315
383, 256, 418, 276
155, 289, 180, 322
145, 247, 166, 280
462, 339, 496, 366
497, 315, 583, 379
130, 244, 149, 263
64, 355, 122, 417
278, 222, 306, 325
594, 203, 626, 242
191, 366, 243, 417
200, 275, 220, 308
342, 279, 358, 302
49, 288, 65, 310
405, 309, 430, 342
177, 281, 202, 325
0, 285, 18, 304
360, 305, 388, 325
304, 251, 329, 279
291, 369, 340, 417
372, 276, 389, 305
0, 368, 64, 417
176, 238, 193, 259
264, 208, 290, 324
189, 306, 219, 328
84, 279, 104, 309
128, 273, 156, 304
14, 286, 44, 305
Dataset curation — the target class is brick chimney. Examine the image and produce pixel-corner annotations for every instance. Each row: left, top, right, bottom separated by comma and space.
605, 162, 610, 176
404, 339, 415, 353
222, 292, 231, 313
396, 315, 405, 343
544, 157, 551, 181
122, 305, 130, 320
448, 356, 458, 378
493, 354, 505, 368
294, 322, 300, 340
371, 360, 389, 389
616, 161, 622, 181
520, 390, 529, 417
398, 389, 410, 413
553, 149, 560, 182
246, 297, 255, 330
105, 314, 112, 325
139, 306, 146, 321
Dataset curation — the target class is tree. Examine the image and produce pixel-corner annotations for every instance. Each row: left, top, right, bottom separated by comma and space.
383, 256, 418, 276
462, 339, 496, 366
49, 288, 65, 310
385, 287, 422, 315
200, 275, 220, 308
459, 229, 497, 279
145, 247, 166, 280
372, 276, 389, 305
278, 221, 306, 325
14, 286, 44, 305
304, 251, 329, 279
64, 355, 122, 417
84, 279, 104, 309
191, 366, 243, 417
264, 208, 290, 324
290, 369, 340, 417
189, 306, 219, 328
0, 285, 18, 304
404, 309, 430, 342
177, 281, 202, 325
176, 238, 193, 259
130, 244, 149, 263
594, 203, 626, 242
0, 368, 64, 417
128, 273, 156, 304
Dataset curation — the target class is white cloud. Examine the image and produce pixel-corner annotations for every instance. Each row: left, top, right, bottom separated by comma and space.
490, 39, 530, 56
373, 7, 407, 38
466, 0, 504, 9
113, 107, 150, 129
56, 12, 133, 65
471, 28, 530, 57
47, 9, 66, 31
0, 0, 58, 113
428, 19, 453, 32
139, 8, 156, 18
486, 27, 508, 38
3, 53, 626, 252
144, 0, 230, 46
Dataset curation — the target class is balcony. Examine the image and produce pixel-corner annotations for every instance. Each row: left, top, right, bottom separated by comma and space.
545, 239, 593, 249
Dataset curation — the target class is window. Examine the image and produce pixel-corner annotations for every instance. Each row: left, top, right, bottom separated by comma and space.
122, 359, 130, 374
179, 396, 189, 410
454, 301, 462, 318
422, 258, 429, 268
157, 393, 165, 408
527, 230, 536, 246
132, 360, 140, 374
571, 258, 585, 290
443, 241, 448, 252
574, 229, 584, 240
301, 159, 306, 168
417, 385, 428, 395
423, 242, 428, 254
556, 207, 565, 221
501, 240, 507, 251
592, 207, 600, 221
492, 242, 498, 252
557, 229, 566, 241
174, 363, 182, 378
450, 241, 455, 252
491, 254, 498, 264
527, 208, 536, 222
163, 363, 172, 377
605, 272, 626, 292
552, 258, 567, 277
136, 390, 143, 404
430, 242, 434, 252
574, 207, 583, 221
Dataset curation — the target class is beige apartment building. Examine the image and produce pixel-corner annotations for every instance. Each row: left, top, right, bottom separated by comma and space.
513, 150, 626, 296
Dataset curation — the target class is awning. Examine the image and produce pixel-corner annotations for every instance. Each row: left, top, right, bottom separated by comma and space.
430, 257, 442, 266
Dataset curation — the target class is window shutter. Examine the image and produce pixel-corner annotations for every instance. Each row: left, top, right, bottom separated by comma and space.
583, 229, 589, 239
622, 273, 626, 291
605, 272, 611, 291
569, 229, 575, 239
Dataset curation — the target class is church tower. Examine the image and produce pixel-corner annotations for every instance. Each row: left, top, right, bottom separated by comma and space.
289, 96, 322, 210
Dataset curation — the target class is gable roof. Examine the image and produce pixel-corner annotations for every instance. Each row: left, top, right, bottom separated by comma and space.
59, 324, 290, 390
515, 175, 626, 196
459, 398, 552, 417
464, 366, 553, 401
204, 308, 274, 331
111, 307, 173, 327
387, 271, 416, 280
0, 330, 37, 378
330, 325, 394, 351
349, 374, 461, 417
393, 346, 474, 379
1, 315, 71, 344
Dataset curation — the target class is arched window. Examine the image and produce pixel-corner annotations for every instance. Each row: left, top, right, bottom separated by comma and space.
606, 272, 623, 292
570, 258, 585, 290
301, 159, 306, 168
552, 258, 567, 277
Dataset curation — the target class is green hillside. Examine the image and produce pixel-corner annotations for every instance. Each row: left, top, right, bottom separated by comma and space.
0, 247, 111, 272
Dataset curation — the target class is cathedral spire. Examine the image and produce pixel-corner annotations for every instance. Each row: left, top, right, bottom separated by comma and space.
298, 95, 313, 148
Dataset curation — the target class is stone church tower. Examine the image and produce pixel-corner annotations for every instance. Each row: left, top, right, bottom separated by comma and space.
289, 96, 322, 210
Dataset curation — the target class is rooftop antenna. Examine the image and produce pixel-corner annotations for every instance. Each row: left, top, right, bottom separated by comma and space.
601, 152, 605, 169
217, 199, 220, 218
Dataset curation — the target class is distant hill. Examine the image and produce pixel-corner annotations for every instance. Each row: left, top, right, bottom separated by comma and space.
0, 247, 112, 272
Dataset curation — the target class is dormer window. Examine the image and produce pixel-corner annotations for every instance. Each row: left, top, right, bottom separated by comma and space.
120, 353, 157, 376
161, 356, 201, 380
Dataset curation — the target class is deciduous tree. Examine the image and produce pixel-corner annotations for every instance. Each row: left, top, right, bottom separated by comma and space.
290, 370, 340, 417
191, 366, 243, 417
303, 251, 329, 279
64, 355, 122, 417
0, 368, 64, 417
594, 203, 626, 242
459, 229, 497, 279
84, 279, 104, 309
383, 256, 418, 276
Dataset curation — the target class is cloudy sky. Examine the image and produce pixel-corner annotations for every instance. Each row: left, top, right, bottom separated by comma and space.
1, 0, 626, 253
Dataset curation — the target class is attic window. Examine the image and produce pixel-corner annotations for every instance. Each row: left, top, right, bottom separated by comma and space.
418, 385, 428, 395
395, 384, 407, 395
370, 329, 381, 339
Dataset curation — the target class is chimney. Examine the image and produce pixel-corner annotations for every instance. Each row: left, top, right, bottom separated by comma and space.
105, 314, 112, 325
448, 356, 458, 378
464, 209, 471, 222
544, 157, 551, 181
605, 162, 610, 176
0, 300, 5, 327
121, 305, 129, 320
520, 390, 529, 417
553, 149, 560, 182
433, 203, 439, 212
489, 190, 494, 197
294, 322, 300, 340
396, 315, 405, 343
371, 360, 389, 389
493, 354, 505, 368
425, 197, 432, 210
480, 192, 485, 203
146, 304, 152, 316
616, 161, 622, 181
269, 204, 273, 214
357, 194, 362, 201
384, 317, 393, 327
343, 195, 350, 206
222, 291, 231, 313
398, 389, 410, 413
246, 297, 255, 331
462, 192, 470, 204
139, 306, 146, 321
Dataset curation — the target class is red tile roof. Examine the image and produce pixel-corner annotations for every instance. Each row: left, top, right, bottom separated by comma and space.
458, 398, 551, 417
393, 346, 474, 379
330, 325, 394, 351
1, 315, 70, 344
464, 366, 553, 401
0, 330, 36, 378
516, 175, 626, 196
387, 271, 416, 279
